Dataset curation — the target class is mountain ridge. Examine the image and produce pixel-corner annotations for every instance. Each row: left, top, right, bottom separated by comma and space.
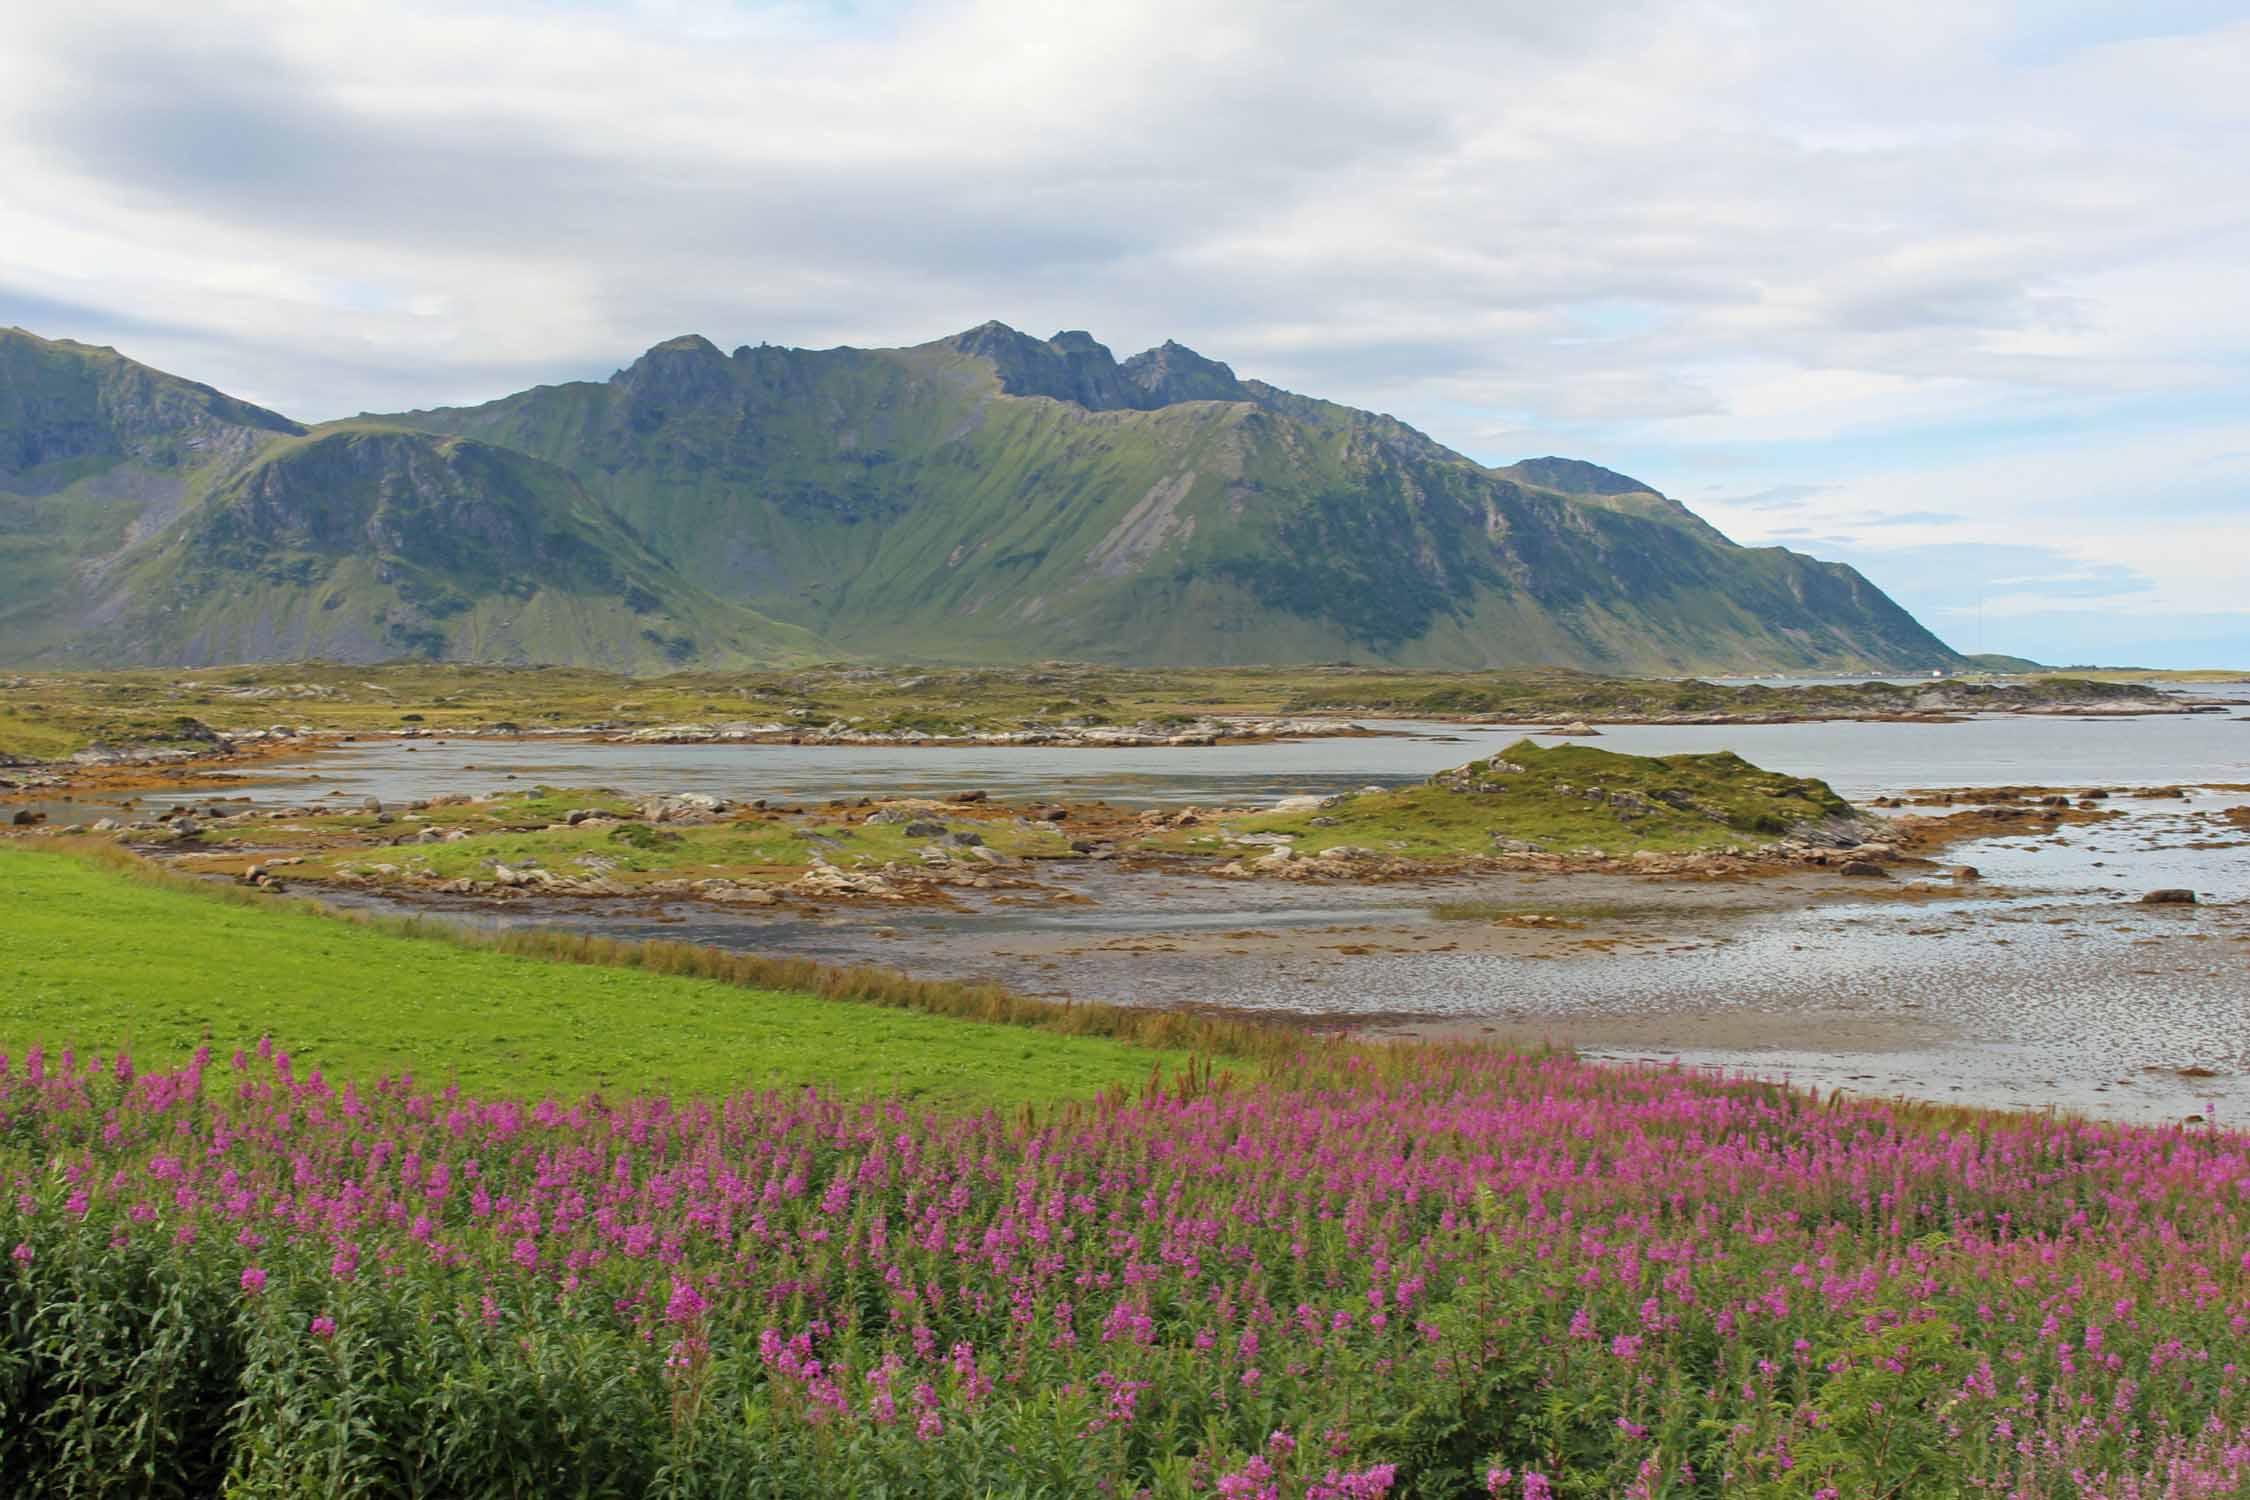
1, 322, 1960, 673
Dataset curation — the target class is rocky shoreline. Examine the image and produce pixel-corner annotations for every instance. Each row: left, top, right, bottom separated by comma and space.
10, 758, 2141, 916
591, 715, 1374, 748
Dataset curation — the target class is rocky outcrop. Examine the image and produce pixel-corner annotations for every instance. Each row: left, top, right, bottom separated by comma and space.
603, 716, 1362, 747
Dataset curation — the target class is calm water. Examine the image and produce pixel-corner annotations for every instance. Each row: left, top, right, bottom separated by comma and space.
118, 704, 2250, 814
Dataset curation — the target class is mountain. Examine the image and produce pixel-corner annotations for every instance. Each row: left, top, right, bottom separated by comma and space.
379, 325, 1957, 671
0, 329, 302, 653
0, 322, 1961, 672
0, 330, 821, 669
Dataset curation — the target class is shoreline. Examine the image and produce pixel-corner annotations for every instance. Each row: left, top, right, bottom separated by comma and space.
6, 687, 2237, 807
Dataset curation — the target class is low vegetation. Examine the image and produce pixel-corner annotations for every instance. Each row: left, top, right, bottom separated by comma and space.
253, 789, 1076, 891
1145, 740, 1862, 861
1276, 670, 2171, 720
6, 1040, 2246, 1497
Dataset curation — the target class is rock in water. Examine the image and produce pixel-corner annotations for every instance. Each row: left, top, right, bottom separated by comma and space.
2140, 889, 2198, 905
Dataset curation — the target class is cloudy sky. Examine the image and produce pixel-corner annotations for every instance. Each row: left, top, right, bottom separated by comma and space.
5, 1, 2245, 665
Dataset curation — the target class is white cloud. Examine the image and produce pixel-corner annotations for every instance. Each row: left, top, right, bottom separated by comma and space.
0, 0, 2243, 659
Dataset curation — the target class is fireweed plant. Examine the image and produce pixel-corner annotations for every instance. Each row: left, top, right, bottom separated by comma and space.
2, 1041, 2247, 1498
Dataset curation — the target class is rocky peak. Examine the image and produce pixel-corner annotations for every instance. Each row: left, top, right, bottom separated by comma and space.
939, 323, 1136, 410
609, 335, 736, 408
945, 324, 1255, 412
1119, 340, 1247, 405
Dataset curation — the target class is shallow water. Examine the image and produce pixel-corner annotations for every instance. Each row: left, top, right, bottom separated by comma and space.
73, 701, 2250, 816
38, 702, 2250, 1123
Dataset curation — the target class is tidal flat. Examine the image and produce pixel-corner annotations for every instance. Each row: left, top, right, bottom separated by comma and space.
6, 674, 2246, 1125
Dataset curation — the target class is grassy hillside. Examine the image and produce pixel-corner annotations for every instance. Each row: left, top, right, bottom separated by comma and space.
80, 424, 823, 669
13, 418, 826, 670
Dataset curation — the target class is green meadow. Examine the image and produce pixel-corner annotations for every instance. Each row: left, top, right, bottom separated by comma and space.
0, 845, 1195, 1105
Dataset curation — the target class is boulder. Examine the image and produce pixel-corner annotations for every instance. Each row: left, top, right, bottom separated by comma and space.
786, 866, 898, 899
1272, 795, 1325, 814
1838, 861, 1888, 878
641, 792, 731, 823
1950, 865, 1981, 881
698, 881, 779, 906
2140, 889, 2198, 905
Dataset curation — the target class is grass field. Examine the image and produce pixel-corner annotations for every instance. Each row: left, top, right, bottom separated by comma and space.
0, 845, 1192, 1105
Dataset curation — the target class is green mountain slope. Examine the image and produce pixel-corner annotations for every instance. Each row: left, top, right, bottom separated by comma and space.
0, 328, 304, 653
383, 325, 1957, 672
0, 332, 820, 669
1, 322, 1960, 672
